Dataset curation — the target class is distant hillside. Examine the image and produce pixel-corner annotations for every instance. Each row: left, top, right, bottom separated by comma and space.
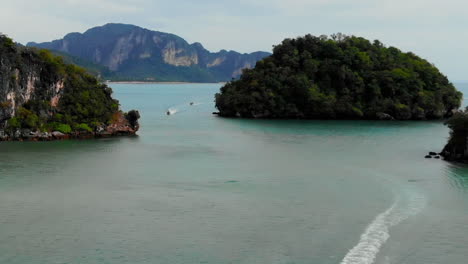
48, 50, 112, 78
28, 23, 271, 82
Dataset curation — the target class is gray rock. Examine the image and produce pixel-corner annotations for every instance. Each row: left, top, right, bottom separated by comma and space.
376, 112, 395, 120
13, 130, 21, 139
0, 130, 8, 140
52, 131, 65, 137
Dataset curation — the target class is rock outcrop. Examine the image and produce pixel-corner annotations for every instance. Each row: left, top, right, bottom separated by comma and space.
28, 23, 271, 82
0, 34, 139, 141
439, 109, 468, 163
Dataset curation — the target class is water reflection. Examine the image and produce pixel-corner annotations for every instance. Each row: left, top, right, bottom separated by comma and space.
445, 163, 468, 192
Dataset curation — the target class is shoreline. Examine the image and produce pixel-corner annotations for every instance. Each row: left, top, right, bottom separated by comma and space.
0, 130, 138, 142
108, 81, 226, 85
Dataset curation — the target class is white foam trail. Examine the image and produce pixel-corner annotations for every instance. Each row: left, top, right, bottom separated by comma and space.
167, 108, 178, 115
340, 191, 426, 264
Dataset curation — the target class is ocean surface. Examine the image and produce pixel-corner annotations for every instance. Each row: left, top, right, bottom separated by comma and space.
0, 83, 467, 264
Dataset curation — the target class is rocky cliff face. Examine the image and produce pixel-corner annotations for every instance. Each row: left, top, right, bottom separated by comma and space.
0, 34, 139, 141
0, 42, 64, 127
27, 23, 271, 82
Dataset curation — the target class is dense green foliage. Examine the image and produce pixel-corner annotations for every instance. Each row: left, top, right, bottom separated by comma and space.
442, 109, 468, 159
50, 50, 112, 79
0, 34, 120, 132
215, 34, 462, 119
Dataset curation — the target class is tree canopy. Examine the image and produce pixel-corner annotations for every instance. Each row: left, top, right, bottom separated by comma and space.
442, 108, 468, 161
215, 34, 462, 120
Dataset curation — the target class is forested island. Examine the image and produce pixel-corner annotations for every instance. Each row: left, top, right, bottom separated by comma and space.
215, 34, 462, 120
441, 109, 468, 162
0, 34, 140, 141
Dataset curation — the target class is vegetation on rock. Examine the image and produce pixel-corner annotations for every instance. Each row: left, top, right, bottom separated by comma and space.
215, 34, 462, 120
0, 34, 139, 139
441, 109, 468, 162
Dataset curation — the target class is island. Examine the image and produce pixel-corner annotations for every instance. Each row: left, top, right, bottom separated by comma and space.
441, 109, 468, 162
0, 34, 140, 141
215, 34, 462, 120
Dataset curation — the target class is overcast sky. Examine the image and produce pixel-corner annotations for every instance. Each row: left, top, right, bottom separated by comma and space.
1, 0, 467, 80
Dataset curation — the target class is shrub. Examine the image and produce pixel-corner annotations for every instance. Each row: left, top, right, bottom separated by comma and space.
74, 123, 93, 132
53, 123, 72, 134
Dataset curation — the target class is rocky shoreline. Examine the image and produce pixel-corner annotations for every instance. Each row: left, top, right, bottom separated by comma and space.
0, 128, 137, 142
0, 111, 140, 142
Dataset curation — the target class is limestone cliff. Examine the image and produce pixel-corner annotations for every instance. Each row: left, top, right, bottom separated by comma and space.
0, 34, 139, 141
28, 23, 271, 82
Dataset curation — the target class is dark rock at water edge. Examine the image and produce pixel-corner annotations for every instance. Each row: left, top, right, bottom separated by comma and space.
376, 112, 395, 121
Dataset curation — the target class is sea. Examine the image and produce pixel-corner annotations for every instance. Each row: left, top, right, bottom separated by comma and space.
0, 82, 467, 264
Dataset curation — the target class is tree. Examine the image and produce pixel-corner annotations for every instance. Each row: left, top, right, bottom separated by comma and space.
215, 34, 462, 120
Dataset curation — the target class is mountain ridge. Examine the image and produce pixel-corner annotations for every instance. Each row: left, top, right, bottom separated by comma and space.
27, 23, 271, 82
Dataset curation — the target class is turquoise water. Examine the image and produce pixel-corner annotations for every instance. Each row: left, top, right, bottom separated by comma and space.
0, 83, 467, 264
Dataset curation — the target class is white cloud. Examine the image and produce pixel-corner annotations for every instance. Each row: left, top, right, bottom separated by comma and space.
1, 0, 467, 80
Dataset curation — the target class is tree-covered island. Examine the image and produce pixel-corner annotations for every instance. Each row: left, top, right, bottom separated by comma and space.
0, 34, 140, 141
215, 34, 462, 120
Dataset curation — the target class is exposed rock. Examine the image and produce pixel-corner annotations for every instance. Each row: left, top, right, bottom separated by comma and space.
376, 112, 395, 120
52, 131, 65, 137
162, 42, 198, 66
103, 112, 139, 136
425, 155, 432, 159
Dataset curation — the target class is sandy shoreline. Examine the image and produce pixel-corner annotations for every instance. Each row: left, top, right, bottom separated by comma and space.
108, 81, 226, 85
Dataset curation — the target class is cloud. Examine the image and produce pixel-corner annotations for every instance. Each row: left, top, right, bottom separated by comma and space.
1, 0, 467, 80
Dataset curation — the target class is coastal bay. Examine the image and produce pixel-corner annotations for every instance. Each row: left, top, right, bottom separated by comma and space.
0, 83, 467, 264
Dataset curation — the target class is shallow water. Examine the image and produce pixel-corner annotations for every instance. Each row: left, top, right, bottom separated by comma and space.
0, 83, 467, 264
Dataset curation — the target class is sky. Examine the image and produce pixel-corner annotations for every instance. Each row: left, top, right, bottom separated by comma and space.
1, 0, 467, 81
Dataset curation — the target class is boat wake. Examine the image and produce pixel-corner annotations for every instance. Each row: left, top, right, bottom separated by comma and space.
166, 108, 178, 115
166, 101, 205, 116
340, 189, 426, 264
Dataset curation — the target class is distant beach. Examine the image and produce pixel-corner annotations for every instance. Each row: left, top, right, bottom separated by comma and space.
108, 81, 226, 85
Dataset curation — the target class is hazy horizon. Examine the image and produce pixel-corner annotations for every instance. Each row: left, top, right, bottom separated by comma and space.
2, 0, 467, 80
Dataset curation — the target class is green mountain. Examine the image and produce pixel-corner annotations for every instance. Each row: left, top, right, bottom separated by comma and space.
0, 34, 139, 140
215, 34, 462, 120
27, 23, 270, 82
